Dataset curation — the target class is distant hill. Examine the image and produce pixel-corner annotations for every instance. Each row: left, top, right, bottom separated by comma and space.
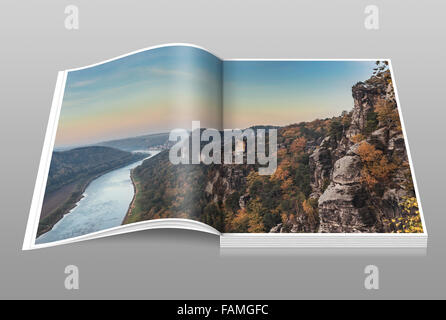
45, 146, 145, 193
38, 146, 146, 237
94, 133, 170, 152
248, 125, 279, 131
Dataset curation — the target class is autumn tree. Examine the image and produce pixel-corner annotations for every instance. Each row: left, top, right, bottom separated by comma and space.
383, 197, 423, 233
230, 208, 250, 233
302, 198, 318, 226
375, 98, 401, 131
350, 133, 365, 144
357, 141, 397, 191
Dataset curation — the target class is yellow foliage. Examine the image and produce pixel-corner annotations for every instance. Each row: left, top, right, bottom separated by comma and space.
384, 197, 423, 233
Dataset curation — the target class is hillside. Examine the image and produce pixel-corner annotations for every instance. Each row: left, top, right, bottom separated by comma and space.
94, 132, 170, 152
38, 146, 146, 236
125, 65, 422, 234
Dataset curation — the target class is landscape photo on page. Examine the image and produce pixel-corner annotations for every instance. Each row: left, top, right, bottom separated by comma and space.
23, 44, 426, 250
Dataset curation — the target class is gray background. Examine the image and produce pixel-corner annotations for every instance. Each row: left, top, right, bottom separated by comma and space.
0, 0, 444, 299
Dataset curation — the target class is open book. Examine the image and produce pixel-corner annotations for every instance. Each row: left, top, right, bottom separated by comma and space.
23, 44, 427, 250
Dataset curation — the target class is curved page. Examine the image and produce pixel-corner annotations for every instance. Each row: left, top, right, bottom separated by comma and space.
23, 44, 223, 249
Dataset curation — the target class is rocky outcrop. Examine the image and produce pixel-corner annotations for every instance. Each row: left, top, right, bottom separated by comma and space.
309, 136, 337, 196
204, 164, 252, 203
331, 155, 362, 185
346, 79, 388, 139
239, 193, 250, 209
369, 127, 388, 150
305, 78, 395, 233
308, 71, 412, 233
317, 148, 376, 232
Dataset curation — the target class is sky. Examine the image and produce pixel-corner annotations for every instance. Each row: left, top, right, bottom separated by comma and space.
55, 46, 222, 148
54, 45, 377, 148
223, 60, 377, 128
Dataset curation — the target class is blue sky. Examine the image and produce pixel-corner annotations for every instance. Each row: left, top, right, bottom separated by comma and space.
223, 60, 377, 128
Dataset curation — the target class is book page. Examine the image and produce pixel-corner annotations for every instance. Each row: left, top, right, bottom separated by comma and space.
221, 59, 425, 235
28, 45, 223, 248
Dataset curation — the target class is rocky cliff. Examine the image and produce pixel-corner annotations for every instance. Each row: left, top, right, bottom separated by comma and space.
272, 68, 416, 233
128, 66, 421, 234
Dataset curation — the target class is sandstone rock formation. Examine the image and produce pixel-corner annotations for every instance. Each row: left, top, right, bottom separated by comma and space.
312, 72, 413, 233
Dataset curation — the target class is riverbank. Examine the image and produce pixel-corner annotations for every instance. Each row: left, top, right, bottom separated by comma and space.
122, 168, 138, 225
123, 151, 162, 225
37, 175, 98, 237
37, 155, 146, 238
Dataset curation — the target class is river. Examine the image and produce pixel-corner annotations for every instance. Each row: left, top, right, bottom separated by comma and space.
36, 152, 159, 244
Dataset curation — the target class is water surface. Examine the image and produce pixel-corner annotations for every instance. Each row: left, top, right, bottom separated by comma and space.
36, 153, 158, 244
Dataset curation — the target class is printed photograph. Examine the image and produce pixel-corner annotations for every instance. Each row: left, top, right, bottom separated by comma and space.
35, 45, 423, 245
